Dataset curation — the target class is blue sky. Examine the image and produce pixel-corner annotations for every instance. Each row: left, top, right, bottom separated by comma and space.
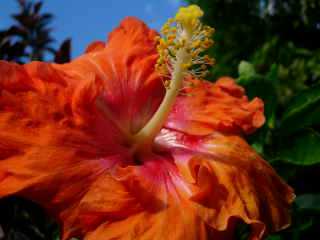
0, 0, 185, 58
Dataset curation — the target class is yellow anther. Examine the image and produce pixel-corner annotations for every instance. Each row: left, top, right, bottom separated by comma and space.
191, 40, 201, 49
175, 5, 203, 30
161, 26, 169, 35
199, 70, 209, 78
207, 58, 215, 66
191, 49, 201, 58
166, 40, 173, 46
167, 18, 174, 24
170, 27, 177, 33
200, 64, 207, 70
182, 63, 192, 70
204, 26, 215, 35
191, 52, 198, 58
203, 38, 214, 48
159, 39, 168, 48
167, 34, 176, 41
203, 55, 210, 61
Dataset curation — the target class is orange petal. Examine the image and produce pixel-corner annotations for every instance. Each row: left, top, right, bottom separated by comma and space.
85, 41, 105, 53
59, 17, 164, 134
59, 172, 140, 239
85, 205, 209, 240
156, 128, 294, 239
0, 60, 34, 92
0, 59, 131, 238
166, 77, 265, 136
0, 17, 165, 239
80, 155, 207, 240
77, 154, 242, 240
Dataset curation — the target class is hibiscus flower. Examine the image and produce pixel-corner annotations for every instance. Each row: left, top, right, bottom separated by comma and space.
0, 5, 294, 240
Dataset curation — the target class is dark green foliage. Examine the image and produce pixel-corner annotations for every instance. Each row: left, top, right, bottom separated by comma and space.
0, 197, 59, 240
279, 85, 320, 134
251, 37, 320, 104
0, 0, 71, 63
187, 0, 320, 81
274, 129, 320, 165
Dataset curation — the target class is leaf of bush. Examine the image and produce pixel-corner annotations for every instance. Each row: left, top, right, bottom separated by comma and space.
280, 85, 320, 135
266, 235, 282, 240
295, 194, 320, 212
238, 61, 256, 79
274, 129, 320, 165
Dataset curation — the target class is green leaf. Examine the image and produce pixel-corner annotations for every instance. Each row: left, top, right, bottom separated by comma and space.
270, 161, 298, 181
274, 129, 320, 165
280, 84, 320, 135
266, 235, 282, 240
238, 61, 256, 79
234, 222, 250, 240
295, 194, 320, 212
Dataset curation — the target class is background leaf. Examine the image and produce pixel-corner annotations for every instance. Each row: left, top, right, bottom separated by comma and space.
295, 194, 320, 212
280, 85, 320, 135
274, 129, 320, 166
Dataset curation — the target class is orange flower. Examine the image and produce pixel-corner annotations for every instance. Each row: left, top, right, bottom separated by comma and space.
0, 14, 293, 240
